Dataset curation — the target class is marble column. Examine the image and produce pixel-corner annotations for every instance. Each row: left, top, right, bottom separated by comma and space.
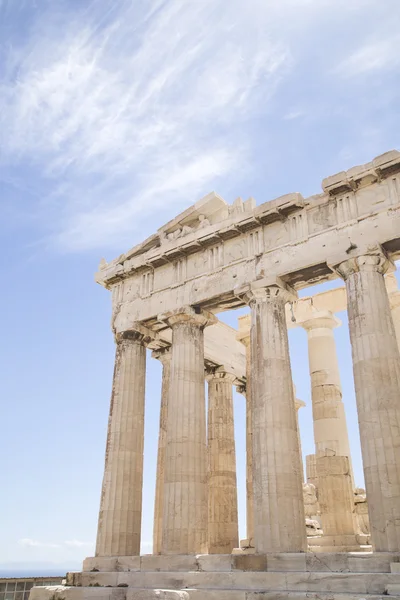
294, 396, 306, 483
236, 330, 254, 545
315, 453, 360, 550
152, 347, 171, 556
301, 312, 354, 484
336, 253, 400, 552
306, 454, 318, 489
246, 279, 307, 553
388, 282, 400, 347
95, 330, 147, 557
160, 307, 216, 555
207, 367, 239, 554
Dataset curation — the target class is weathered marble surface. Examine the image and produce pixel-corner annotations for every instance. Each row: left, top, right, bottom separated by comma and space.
95, 331, 147, 557
31, 552, 400, 600
244, 279, 306, 553
206, 368, 239, 554
337, 254, 400, 552
87, 151, 400, 580
160, 308, 216, 555
152, 348, 171, 555
96, 151, 400, 328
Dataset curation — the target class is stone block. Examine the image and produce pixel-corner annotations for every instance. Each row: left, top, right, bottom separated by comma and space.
266, 553, 306, 572
366, 573, 400, 595
229, 572, 287, 591
347, 552, 394, 573
196, 554, 232, 572
232, 554, 268, 571
248, 595, 395, 600
187, 591, 245, 600
30, 586, 73, 600
239, 539, 253, 549
306, 552, 349, 572
246, 594, 292, 600
310, 545, 368, 553
118, 573, 189, 590
311, 534, 361, 548
84, 590, 126, 600
116, 557, 141, 572
231, 547, 255, 555
83, 557, 119, 572
386, 584, 400, 595
30, 587, 126, 600
321, 171, 348, 193
126, 591, 189, 600
140, 555, 198, 572
303, 573, 368, 594
66, 572, 83, 586
391, 562, 400, 573
373, 149, 400, 169
81, 572, 119, 587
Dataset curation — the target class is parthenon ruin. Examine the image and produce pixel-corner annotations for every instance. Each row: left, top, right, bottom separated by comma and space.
33, 150, 400, 599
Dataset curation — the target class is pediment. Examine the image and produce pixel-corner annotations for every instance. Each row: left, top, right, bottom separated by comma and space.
157, 192, 228, 239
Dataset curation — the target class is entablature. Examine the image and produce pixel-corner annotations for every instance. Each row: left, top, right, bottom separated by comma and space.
96, 150, 400, 327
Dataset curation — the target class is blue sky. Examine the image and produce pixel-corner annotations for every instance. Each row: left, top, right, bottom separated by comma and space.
1, 0, 400, 573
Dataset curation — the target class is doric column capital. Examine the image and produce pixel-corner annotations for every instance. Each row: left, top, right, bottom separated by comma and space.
236, 277, 297, 306
151, 345, 172, 364
301, 310, 341, 332
205, 365, 237, 383
294, 397, 306, 412
115, 323, 157, 346
158, 306, 217, 329
335, 249, 394, 281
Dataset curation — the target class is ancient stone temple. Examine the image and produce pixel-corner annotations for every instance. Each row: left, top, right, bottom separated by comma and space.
32, 150, 400, 600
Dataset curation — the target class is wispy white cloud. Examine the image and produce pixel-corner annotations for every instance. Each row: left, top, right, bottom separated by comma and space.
64, 540, 94, 548
19, 538, 61, 549
0, 0, 395, 253
336, 35, 400, 77
0, 0, 289, 252
18, 538, 94, 549
283, 109, 305, 121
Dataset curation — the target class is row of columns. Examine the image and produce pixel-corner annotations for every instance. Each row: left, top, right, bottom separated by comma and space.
95, 252, 400, 557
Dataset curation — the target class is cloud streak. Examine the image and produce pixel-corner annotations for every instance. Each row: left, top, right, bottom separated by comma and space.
18, 538, 94, 549
0, 0, 289, 252
19, 538, 61, 549
0, 0, 397, 253
336, 35, 400, 77
64, 540, 93, 548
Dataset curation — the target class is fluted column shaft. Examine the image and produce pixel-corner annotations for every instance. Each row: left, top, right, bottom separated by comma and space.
337, 254, 400, 552
207, 369, 239, 554
302, 312, 354, 484
161, 307, 215, 555
306, 454, 318, 489
247, 281, 307, 553
95, 331, 146, 557
244, 339, 254, 545
316, 454, 356, 538
152, 347, 171, 555
236, 333, 254, 544
390, 290, 400, 348
294, 397, 305, 482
